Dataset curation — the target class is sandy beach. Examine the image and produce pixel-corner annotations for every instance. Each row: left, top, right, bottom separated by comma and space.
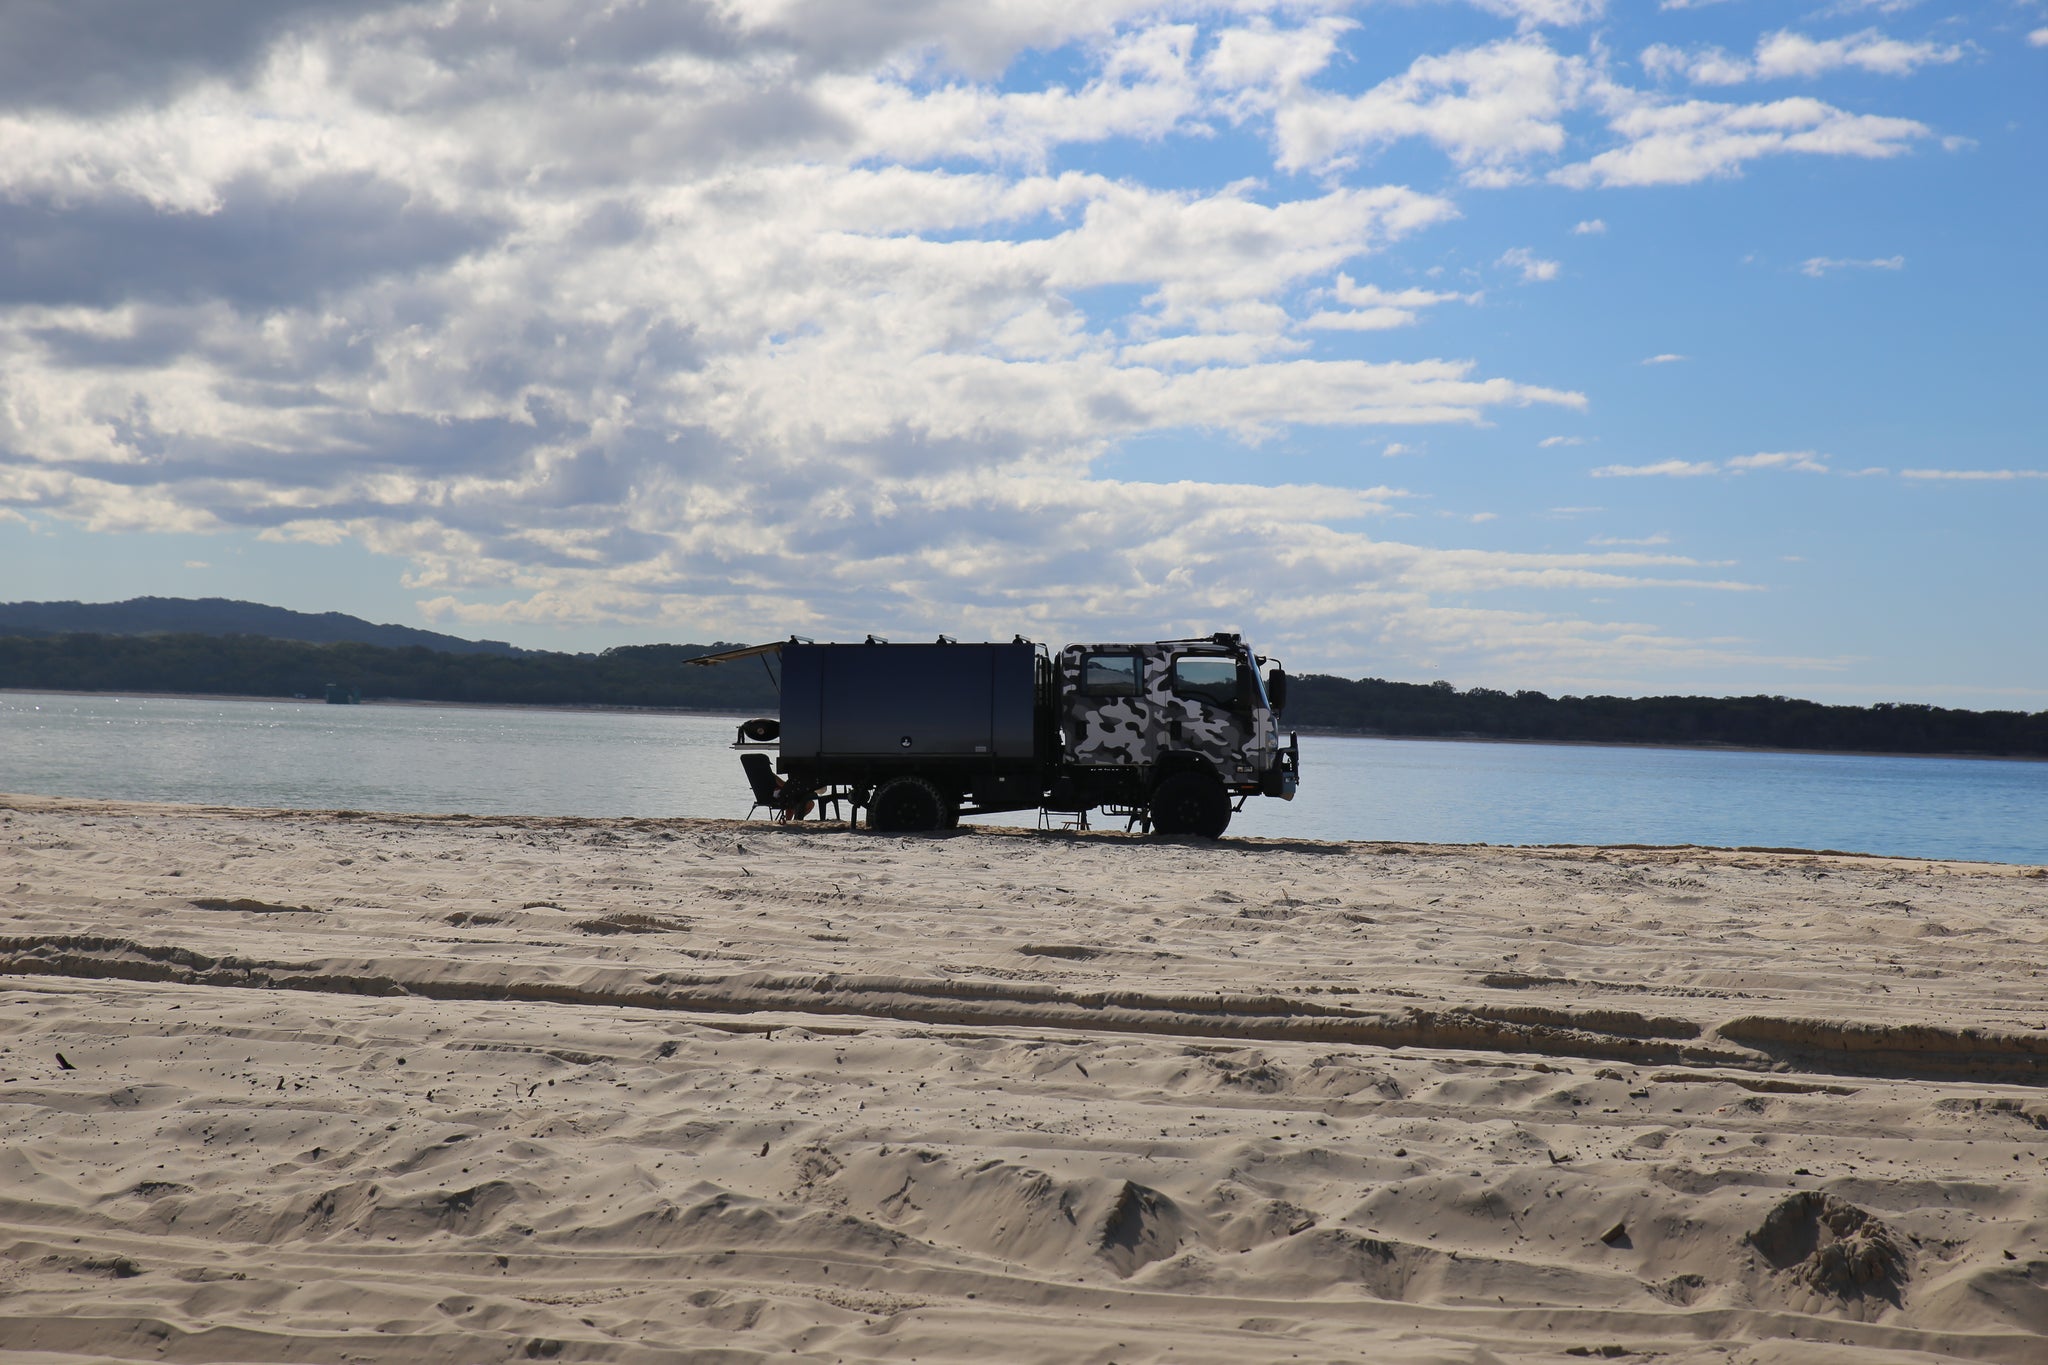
2, 794, 2043, 1363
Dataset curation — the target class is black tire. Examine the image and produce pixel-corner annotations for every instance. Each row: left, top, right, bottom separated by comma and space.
1150, 772, 1231, 839
868, 776, 948, 833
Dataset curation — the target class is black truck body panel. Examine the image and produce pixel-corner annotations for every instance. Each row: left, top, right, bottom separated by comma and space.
780, 643, 1042, 784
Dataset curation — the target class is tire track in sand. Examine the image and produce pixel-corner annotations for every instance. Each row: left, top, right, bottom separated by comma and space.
5, 933, 2046, 1085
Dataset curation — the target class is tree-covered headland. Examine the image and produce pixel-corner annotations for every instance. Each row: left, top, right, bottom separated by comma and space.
0, 632, 776, 711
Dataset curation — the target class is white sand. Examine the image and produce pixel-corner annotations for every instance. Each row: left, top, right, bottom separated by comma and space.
2, 794, 2044, 1363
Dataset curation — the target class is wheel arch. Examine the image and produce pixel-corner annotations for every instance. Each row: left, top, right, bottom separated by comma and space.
1152, 749, 1221, 787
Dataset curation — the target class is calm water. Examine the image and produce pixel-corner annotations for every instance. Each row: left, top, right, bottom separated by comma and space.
3, 691, 2043, 865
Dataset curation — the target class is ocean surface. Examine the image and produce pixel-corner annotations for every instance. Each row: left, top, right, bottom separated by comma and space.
3, 691, 2044, 865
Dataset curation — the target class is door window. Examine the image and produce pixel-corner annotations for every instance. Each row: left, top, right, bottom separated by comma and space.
1078, 652, 1141, 696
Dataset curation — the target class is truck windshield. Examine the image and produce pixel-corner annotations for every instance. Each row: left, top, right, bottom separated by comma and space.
1171, 656, 1239, 707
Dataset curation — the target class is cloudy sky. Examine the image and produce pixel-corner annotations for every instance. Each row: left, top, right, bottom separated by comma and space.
2, 0, 2042, 702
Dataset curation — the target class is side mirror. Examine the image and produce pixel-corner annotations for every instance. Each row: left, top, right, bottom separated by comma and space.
1266, 667, 1288, 715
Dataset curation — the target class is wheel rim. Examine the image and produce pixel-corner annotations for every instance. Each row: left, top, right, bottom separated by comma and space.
1153, 775, 1224, 837
874, 781, 940, 831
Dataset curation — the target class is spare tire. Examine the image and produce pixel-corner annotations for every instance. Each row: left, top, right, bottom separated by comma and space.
739, 717, 781, 743
868, 776, 948, 833
1150, 771, 1231, 839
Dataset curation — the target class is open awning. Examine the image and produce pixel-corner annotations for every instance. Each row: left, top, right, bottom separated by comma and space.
686, 639, 804, 667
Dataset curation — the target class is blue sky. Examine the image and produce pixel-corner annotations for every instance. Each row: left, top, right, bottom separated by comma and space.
1, 0, 2043, 704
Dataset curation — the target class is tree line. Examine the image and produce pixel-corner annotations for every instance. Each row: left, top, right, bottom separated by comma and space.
3, 631, 2043, 758
1285, 675, 2048, 758
0, 632, 778, 711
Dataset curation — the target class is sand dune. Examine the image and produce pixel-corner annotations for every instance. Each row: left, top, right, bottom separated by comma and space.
1, 794, 2043, 1362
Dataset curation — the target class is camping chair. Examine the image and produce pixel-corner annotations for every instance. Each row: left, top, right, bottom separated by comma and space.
743, 752, 856, 824
741, 753, 788, 820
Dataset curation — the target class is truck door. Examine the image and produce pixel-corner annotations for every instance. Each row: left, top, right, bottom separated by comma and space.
1162, 651, 1255, 782
1060, 647, 1160, 767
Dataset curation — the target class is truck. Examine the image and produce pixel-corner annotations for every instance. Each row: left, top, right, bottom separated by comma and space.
696, 633, 1299, 837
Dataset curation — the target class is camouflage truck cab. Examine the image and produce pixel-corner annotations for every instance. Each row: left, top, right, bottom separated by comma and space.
1060, 640, 1271, 783
707, 630, 1298, 838
1053, 633, 1294, 835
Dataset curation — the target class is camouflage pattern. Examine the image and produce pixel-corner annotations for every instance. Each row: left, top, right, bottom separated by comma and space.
1057, 640, 1280, 789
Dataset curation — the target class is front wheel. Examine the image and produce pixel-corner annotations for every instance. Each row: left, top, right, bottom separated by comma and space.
1149, 772, 1231, 839
868, 776, 949, 833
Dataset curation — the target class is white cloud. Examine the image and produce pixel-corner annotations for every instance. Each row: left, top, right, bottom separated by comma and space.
1116, 332, 1303, 367
1801, 254, 1905, 276
825, 24, 1210, 168
1641, 43, 1755, 87
1589, 533, 1672, 546
1273, 38, 1587, 178
1642, 30, 1966, 86
1243, 25, 1940, 194
1498, 246, 1561, 281
1556, 96, 1929, 187
1302, 274, 1478, 331
2031, 29, 2048, 49
1300, 307, 1422, 332
1640, 352, 1688, 364
1571, 217, 1607, 234
1469, 0, 1608, 28
1332, 278, 1479, 309
1202, 15, 1354, 119
1539, 435, 1584, 447
1591, 459, 1720, 478
1755, 29, 1965, 79
1899, 468, 2048, 480
1594, 451, 1830, 477
1727, 450, 1830, 472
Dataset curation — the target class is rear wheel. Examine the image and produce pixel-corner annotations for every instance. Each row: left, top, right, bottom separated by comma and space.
868, 776, 948, 833
1149, 772, 1231, 839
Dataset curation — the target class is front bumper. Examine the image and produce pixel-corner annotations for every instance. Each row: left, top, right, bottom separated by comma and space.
1259, 732, 1301, 800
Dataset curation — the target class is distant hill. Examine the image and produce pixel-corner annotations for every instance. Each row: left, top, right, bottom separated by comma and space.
0, 597, 529, 657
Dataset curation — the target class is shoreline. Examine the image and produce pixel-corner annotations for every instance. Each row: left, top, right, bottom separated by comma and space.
1289, 724, 2048, 765
6, 686, 2042, 764
2, 792, 2040, 870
